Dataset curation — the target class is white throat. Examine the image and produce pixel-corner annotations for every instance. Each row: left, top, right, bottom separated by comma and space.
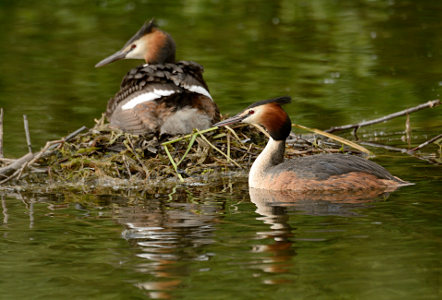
249, 138, 285, 188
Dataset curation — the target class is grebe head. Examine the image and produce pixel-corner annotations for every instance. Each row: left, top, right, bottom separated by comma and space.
214, 96, 292, 141
95, 19, 176, 68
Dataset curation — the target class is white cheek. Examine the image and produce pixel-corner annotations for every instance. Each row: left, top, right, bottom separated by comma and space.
125, 40, 146, 59
243, 110, 264, 124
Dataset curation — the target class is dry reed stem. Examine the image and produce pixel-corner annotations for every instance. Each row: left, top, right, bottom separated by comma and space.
23, 115, 32, 154
292, 123, 372, 155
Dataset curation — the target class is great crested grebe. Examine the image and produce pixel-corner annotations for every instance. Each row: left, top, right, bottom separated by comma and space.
214, 96, 410, 192
95, 19, 220, 135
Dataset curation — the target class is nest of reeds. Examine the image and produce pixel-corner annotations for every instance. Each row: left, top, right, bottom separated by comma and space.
1, 114, 355, 191
3, 98, 439, 192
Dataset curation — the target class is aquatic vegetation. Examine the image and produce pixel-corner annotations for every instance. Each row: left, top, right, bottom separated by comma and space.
0, 99, 439, 193
0, 114, 358, 192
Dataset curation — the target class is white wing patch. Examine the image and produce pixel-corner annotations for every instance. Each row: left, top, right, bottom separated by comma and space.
183, 85, 213, 100
121, 89, 176, 110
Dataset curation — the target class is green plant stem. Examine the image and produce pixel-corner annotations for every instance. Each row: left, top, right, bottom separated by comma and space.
195, 129, 242, 168
163, 144, 184, 182
161, 126, 218, 146
177, 132, 198, 167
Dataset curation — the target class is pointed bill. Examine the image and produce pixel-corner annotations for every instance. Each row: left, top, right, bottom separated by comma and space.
95, 50, 128, 68
213, 114, 247, 127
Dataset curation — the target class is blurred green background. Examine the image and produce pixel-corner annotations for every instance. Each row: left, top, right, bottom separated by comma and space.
0, 0, 440, 156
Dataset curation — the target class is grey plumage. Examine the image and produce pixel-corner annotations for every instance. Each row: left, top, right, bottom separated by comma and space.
106, 61, 219, 134
268, 153, 403, 182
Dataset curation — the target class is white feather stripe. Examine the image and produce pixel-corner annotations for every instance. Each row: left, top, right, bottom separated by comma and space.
183, 85, 213, 100
121, 89, 176, 110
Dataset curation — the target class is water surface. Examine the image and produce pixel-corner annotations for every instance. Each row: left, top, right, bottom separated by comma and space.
1, 171, 441, 299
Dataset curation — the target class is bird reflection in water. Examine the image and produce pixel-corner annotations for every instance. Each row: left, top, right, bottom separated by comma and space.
113, 191, 223, 299
249, 188, 391, 284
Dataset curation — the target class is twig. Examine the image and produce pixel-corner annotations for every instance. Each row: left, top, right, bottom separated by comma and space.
15, 139, 65, 181
47, 126, 88, 151
292, 123, 372, 155
360, 141, 440, 164
252, 124, 271, 139
65, 126, 88, 142
195, 129, 242, 168
27, 126, 87, 163
0, 152, 34, 180
325, 99, 440, 134
0, 126, 87, 184
0, 108, 3, 158
24, 140, 64, 169
23, 115, 32, 153
246, 144, 254, 165
408, 133, 442, 153
0, 158, 14, 164
12, 139, 64, 183
122, 155, 133, 180
227, 131, 231, 159
225, 125, 247, 146
123, 135, 150, 179
359, 141, 409, 153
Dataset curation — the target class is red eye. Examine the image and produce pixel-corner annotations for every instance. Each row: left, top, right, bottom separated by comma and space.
131, 44, 137, 49
249, 110, 254, 114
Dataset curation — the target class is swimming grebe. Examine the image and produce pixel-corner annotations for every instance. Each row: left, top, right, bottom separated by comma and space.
95, 19, 220, 135
214, 96, 409, 192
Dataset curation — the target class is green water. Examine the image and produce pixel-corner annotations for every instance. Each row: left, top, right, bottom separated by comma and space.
0, 0, 441, 299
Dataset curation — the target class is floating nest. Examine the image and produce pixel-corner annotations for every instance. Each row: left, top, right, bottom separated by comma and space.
0, 115, 355, 192
3, 98, 440, 193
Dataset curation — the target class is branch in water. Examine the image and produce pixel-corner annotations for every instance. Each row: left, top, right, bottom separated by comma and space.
408, 133, 442, 152
0, 126, 87, 184
325, 99, 440, 133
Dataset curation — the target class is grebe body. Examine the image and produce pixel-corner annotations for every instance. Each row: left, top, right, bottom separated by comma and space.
214, 97, 409, 192
95, 19, 219, 135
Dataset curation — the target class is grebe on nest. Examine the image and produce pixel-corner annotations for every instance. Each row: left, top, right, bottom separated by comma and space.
95, 19, 220, 135
214, 96, 410, 192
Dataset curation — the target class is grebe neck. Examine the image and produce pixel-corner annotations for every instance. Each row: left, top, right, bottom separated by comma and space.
249, 138, 285, 188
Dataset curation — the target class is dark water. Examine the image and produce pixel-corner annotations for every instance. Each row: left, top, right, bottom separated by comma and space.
0, 0, 441, 299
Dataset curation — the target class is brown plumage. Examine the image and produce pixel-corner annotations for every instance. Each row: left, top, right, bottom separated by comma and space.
95, 19, 220, 135
214, 96, 411, 192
